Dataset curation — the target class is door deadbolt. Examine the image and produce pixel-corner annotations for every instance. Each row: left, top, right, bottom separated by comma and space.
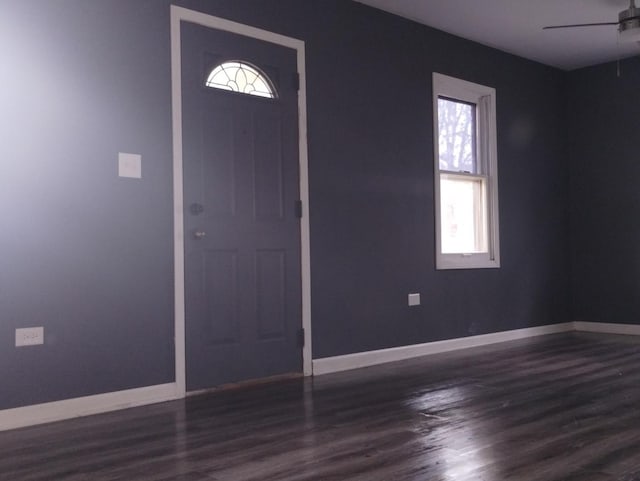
189, 203, 205, 215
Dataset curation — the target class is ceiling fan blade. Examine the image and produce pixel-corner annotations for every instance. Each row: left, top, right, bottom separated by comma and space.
543, 22, 619, 30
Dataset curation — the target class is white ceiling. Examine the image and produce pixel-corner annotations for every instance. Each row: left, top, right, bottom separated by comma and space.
354, 0, 640, 70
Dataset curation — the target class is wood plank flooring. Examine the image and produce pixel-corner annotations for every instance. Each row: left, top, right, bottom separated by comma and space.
2, 332, 640, 480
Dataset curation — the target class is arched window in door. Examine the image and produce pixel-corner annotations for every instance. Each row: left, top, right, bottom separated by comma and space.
205, 61, 277, 99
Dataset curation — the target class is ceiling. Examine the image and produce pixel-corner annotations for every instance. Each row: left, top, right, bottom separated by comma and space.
354, 0, 640, 70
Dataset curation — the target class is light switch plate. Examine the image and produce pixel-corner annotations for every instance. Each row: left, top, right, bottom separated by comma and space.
118, 152, 142, 179
408, 293, 421, 306
16, 327, 44, 347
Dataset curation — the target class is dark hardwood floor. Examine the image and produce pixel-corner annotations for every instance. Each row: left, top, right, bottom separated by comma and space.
2, 332, 640, 480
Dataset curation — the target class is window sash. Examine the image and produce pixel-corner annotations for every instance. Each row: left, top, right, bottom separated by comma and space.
439, 173, 488, 255
436, 97, 478, 174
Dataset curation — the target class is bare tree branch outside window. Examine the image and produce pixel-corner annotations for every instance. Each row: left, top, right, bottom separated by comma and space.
437, 98, 476, 173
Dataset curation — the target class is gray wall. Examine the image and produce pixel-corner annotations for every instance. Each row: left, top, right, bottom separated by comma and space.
0, 0, 571, 410
568, 57, 640, 324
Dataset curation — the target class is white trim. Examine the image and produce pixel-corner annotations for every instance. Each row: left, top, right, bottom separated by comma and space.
4, 321, 640, 431
170, 4, 187, 399
432, 72, 500, 270
573, 321, 640, 336
313, 323, 573, 375
0, 383, 177, 432
170, 6, 313, 385
297, 49, 313, 376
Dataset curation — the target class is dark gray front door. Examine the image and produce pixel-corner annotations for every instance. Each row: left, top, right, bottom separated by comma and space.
181, 23, 302, 391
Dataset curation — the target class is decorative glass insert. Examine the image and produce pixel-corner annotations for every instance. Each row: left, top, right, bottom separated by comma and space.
205, 61, 276, 99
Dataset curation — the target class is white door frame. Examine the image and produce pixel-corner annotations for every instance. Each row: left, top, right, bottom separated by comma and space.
170, 5, 313, 396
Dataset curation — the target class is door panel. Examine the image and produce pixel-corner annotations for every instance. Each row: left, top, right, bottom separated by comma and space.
256, 249, 287, 340
202, 109, 236, 218
203, 249, 238, 345
253, 111, 285, 221
182, 23, 302, 391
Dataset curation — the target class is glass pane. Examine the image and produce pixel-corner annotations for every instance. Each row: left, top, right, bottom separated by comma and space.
440, 174, 487, 254
206, 61, 276, 99
437, 98, 476, 173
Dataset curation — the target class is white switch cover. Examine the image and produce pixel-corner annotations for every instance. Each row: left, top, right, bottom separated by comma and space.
16, 327, 44, 347
408, 293, 421, 306
118, 152, 142, 179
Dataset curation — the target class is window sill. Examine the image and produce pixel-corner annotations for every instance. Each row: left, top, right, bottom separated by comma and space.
436, 255, 500, 270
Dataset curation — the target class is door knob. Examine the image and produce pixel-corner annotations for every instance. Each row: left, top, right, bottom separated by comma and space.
193, 230, 207, 239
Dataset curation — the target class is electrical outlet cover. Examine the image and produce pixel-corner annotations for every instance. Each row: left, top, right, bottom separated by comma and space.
16, 327, 44, 347
408, 293, 421, 306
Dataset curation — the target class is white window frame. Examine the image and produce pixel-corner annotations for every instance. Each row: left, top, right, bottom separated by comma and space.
432, 73, 500, 270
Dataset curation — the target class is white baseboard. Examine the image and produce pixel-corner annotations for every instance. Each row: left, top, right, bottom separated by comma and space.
312, 323, 574, 375
573, 321, 640, 336
3, 321, 639, 432
0, 383, 179, 432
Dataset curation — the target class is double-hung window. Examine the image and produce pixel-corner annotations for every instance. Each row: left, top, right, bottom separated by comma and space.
433, 73, 500, 269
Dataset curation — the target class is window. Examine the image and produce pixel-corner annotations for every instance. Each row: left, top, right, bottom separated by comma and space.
433, 73, 500, 269
205, 61, 276, 99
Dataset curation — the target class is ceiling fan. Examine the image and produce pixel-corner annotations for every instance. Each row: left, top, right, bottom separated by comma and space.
544, 0, 640, 42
